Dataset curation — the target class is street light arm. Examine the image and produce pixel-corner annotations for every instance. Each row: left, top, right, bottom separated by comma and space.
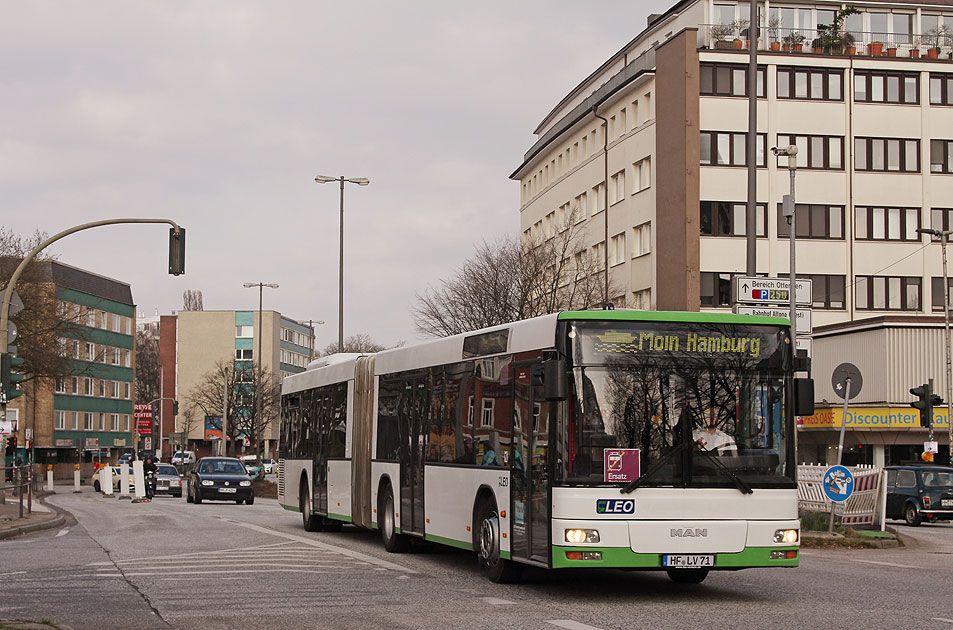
1, 218, 182, 355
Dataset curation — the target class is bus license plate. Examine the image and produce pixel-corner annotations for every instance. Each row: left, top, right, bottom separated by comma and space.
662, 554, 714, 568
218, 488, 237, 493
942, 499, 953, 508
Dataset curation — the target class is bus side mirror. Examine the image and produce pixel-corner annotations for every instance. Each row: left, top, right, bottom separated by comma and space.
795, 378, 814, 416
543, 359, 567, 401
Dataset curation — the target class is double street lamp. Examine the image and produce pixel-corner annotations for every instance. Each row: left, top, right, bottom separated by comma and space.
243, 282, 278, 460
314, 175, 370, 353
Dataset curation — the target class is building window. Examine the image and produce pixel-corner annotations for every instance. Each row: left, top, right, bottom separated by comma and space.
700, 131, 767, 167
84, 412, 94, 431
124, 382, 131, 399
86, 309, 95, 327
855, 207, 920, 241
701, 202, 767, 237
236, 348, 253, 360
84, 377, 93, 396
111, 414, 119, 431
55, 378, 66, 394
591, 182, 606, 215
633, 222, 651, 257
610, 232, 626, 266
72, 341, 80, 360
854, 70, 919, 104
776, 134, 843, 170
633, 157, 651, 193
591, 242, 606, 269
481, 399, 494, 428
855, 275, 921, 311
854, 137, 919, 173
930, 73, 953, 106
71, 376, 78, 395
699, 63, 766, 97
932, 277, 953, 312
700, 272, 735, 307
610, 170, 625, 205
632, 288, 652, 310
98, 379, 106, 397
236, 325, 253, 338
113, 348, 121, 365
123, 414, 130, 432
98, 413, 106, 431
573, 192, 587, 223
931, 140, 953, 174
932, 208, 953, 232
85, 342, 95, 361
111, 381, 119, 398
54, 410, 65, 430
777, 67, 842, 101
796, 274, 846, 309
777, 204, 844, 239
70, 411, 79, 430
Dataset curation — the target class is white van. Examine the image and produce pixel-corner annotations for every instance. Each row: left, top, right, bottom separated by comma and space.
171, 451, 196, 466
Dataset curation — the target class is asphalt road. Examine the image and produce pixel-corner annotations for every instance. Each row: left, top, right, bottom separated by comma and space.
1, 487, 951, 630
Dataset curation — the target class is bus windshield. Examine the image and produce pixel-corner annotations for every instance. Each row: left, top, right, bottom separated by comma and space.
556, 320, 794, 489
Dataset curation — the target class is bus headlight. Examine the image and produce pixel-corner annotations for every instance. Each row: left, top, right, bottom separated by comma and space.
774, 529, 799, 544
565, 529, 600, 544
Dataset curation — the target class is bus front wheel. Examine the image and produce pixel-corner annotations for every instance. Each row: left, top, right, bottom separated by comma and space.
666, 568, 709, 584
380, 484, 409, 553
300, 481, 323, 532
476, 498, 522, 584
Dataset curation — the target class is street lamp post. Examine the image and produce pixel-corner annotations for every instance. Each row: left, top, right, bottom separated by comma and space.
917, 227, 953, 456
306, 319, 325, 361
243, 282, 278, 462
315, 175, 369, 352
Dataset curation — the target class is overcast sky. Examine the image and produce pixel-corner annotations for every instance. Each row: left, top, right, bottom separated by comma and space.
2, 1, 671, 349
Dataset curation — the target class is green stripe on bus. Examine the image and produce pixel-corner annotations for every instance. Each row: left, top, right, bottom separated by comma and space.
558, 310, 790, 327
424, 533, 473, 552
551, 545, 799, 569
328, 513, 353, 523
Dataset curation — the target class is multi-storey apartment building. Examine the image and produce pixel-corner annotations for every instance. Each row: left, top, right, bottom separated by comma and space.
513, 0, 953, 465
159, 310, 313, 458
4, 261, 136, 466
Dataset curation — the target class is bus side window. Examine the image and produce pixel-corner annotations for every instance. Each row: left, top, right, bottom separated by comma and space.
376, 376, 402, 460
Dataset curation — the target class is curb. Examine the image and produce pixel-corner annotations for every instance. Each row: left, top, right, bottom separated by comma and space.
0, 513, 65, 540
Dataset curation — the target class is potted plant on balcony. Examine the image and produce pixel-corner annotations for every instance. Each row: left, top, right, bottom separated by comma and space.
886, 44, 898, 56
711, 22, 735, 49
768, 16, 783, 51
733, 18, 749, 48
815, 6, 860, 54
868, 40, 884, 56
910, 37, 921, 57
925, 24, 952, 59
783, 31, 805, 52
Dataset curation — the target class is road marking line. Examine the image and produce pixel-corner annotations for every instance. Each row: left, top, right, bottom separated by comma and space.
218, 518, 417, 574
933, 618, 953, 624
851, 559, 919, 569
546, 621, 606, 630
0, 571, 27, 577
124, 569, 333, 576
55, 528, 69, 538
482, 597, 516, 605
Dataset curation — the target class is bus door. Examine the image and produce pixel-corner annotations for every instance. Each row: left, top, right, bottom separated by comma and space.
511, 363, 551, 564
400, 376, 428, 535
312, 391, 329, 515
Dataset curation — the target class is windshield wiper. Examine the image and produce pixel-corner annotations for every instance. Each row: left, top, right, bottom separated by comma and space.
620, 441, 753, 495
620, 440, 692, 494
693, 448, 753, 495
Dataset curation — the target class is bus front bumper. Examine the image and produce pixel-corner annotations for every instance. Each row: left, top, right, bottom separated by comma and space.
551, 545, 799, 570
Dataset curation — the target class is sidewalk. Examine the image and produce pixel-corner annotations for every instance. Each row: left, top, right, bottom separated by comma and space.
0, 492, 64, 540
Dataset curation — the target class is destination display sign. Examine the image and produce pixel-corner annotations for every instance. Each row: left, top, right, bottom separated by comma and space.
734, 277, 812, 306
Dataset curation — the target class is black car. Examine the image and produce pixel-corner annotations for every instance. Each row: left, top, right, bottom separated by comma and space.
885, 465, 953, 525
185, 457, 255, 505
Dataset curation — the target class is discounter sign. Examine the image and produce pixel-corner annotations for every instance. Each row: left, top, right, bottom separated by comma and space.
801, 407, 950, 429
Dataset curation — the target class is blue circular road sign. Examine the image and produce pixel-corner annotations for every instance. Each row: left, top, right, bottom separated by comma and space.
822, 465, 854, 503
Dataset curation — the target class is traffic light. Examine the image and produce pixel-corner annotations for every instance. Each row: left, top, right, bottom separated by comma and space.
1, 352, 25, 403
173, 400, 179, 415
8, 436, 17, 450
26, 439, 32, 449
910, 382, 934, 427
168, 227, 186, 276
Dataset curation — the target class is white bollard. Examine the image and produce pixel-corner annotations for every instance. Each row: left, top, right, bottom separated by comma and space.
119, 463, 131, 499
48, 469, 55, 491
73, 467, 80, 493
133, 460, 145, 499
103, 465, 114, 496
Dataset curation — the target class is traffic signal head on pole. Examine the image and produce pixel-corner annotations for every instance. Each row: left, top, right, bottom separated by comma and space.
1, 352, 25, 403
168, 227, 186, 276
910, 383, 934, 427
173, 400, 179, 415
8, 436, 17, 450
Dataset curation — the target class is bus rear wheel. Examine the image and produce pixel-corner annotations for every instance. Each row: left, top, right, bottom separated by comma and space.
380, 484, 409, 553
476, 498, 522, 584
667, 568, 709, 584
300, 480, 323, 532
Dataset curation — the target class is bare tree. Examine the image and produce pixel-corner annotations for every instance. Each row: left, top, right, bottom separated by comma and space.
135, 328, 160, 403
176, 404, 201, 449
185, 359, 280, 457
182, 289, 204, 311
412, 212, 613, 337
321, 333, 396, 356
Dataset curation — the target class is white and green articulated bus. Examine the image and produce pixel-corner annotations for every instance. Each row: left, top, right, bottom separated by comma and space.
278, 310, 813, 583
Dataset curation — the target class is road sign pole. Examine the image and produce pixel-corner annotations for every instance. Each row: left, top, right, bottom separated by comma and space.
829, 378, 852, 533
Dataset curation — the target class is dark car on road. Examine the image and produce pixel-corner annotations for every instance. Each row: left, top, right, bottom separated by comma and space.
185, 457, 254, 505
885, 465, 953, 525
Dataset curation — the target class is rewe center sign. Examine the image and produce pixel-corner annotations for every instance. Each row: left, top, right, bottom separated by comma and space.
134, 403, 153, 436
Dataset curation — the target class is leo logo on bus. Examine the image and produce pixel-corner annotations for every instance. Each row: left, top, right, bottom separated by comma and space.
596, 498, 635, 514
